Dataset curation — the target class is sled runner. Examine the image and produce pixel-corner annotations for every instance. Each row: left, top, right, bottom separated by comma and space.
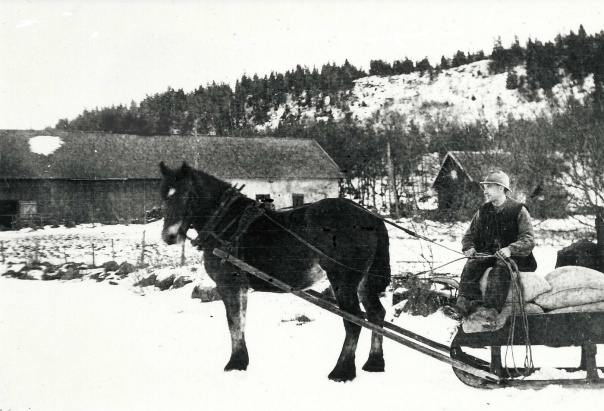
450, 311, 604, 388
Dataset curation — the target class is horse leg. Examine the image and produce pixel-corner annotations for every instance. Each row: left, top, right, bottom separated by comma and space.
220, 285, 249, 371
360, 227, 390, 372
328, 282, 363, 382
359, 279, 386, 372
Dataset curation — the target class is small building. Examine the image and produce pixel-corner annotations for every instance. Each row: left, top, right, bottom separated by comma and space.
432, 151, 515, 215
0, 130, 342, 227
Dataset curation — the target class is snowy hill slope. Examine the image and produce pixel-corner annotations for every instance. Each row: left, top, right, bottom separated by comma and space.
260, 60, 595, 131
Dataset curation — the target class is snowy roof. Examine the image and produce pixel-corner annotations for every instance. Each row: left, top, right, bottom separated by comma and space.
0, 130, 343, 180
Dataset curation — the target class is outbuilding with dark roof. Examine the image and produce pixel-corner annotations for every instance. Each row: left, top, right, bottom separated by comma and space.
0, 130, 342, 227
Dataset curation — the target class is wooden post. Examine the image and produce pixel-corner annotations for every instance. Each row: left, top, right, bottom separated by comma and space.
111, 239, 115, 261
139, 230, 146, 267
91, 242, 96, 267
1, 240, 4, 263
181, 240, 186, 266
596, 213, 604, 273
34, 239, 39, 263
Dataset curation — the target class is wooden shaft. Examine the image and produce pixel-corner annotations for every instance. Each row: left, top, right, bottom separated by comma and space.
306, 289, 451, 354
213, 248, 501, 383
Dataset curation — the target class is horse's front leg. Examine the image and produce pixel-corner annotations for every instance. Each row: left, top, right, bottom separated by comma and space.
220, 284, 249, 371
205, 251, 250, 371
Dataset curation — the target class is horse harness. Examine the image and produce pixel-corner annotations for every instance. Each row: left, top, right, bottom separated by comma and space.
189, 186, 471, 279
188, 186, 375, 274
191, 185, 266, 255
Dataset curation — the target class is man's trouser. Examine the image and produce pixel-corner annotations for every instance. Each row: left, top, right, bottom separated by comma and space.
457, 257, 511, 314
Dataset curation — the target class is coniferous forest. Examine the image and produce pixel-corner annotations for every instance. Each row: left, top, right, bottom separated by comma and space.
53, 26, 604, 220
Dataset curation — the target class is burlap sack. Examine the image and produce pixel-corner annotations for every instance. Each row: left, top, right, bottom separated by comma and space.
534, 266, 604, 310
479, 268, 552, 303
548, 301, 604, 314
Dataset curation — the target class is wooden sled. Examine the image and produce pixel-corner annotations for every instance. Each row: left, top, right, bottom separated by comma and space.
451, 311, 604, 388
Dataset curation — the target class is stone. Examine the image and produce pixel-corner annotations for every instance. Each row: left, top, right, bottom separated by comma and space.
43, 271, 63, 281
173, 275, 194, 289
23, 269, 44, 280
61, 266, 82, 281
155, 273, 175, 291
116, 262, 136, 278
133, 273, 157, 287
103, 261, 120, 272
81, 268, 105, 280
191, 284, 222, 302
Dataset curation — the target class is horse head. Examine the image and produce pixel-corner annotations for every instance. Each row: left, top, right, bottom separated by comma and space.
159, 161, 233, 245
159, 161, 195, 244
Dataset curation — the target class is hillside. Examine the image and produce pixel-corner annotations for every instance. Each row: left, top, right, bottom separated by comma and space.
259, 60, 595, 132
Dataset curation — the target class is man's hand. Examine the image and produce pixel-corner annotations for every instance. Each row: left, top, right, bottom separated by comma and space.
464, 248, 476, 257
495, 247, 511, 259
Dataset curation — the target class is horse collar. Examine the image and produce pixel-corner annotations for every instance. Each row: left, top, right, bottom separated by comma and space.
193, 187, 247, 248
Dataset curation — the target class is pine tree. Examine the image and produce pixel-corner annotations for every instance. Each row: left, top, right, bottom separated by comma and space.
416, 58, 432, 76
451, 50, 468, 67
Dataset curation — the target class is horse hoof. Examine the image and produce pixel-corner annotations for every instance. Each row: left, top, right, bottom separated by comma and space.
328, 367, 356, 382
224, 360, 248, 372
362, 360, 385, 372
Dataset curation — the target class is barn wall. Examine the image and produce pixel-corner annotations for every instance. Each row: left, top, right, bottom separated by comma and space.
0, 177, 338, 226
0, 179, 162, 225
433, 159, 483, 216
227, 178, 339, 209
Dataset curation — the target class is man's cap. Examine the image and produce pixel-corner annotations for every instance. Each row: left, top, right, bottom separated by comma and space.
480, 170, 511, 191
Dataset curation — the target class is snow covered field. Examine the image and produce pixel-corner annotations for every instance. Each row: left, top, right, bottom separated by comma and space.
1, 216, 603, 411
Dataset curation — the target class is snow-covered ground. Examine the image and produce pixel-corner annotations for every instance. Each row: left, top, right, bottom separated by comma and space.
1, 216, 603, 411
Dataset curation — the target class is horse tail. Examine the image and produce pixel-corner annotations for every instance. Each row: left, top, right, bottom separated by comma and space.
365, 222, 391, 293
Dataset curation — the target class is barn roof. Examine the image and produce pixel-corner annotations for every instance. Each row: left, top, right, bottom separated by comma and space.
0, 130, 343, 180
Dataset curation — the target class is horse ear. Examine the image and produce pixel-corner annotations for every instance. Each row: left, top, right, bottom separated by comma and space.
181, 162, 192, 176
159, 161, 169, 176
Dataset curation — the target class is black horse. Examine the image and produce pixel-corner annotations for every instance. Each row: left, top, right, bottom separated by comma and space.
159, 162, 391, 382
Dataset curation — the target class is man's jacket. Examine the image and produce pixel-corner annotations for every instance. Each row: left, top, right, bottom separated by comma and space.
463, 198, 537, 272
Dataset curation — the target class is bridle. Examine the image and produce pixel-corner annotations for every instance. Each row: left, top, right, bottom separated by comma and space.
185, 184, 261, 250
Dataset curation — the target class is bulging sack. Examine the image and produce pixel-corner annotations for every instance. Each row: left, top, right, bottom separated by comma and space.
548, 300, 604, 314
479, 268, 551, 303
534, 266, 604, 310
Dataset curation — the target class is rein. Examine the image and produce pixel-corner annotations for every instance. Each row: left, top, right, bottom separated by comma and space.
344, 200, 465, 256
499, 256, 534, 378
184, 190, 481, 281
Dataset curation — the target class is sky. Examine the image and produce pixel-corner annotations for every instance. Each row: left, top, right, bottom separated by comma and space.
1, 0, 603, 130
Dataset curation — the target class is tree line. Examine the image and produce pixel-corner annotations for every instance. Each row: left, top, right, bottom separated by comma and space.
491, 25, 604, 104
53, 26, 603, 221
56, 26, 602, 136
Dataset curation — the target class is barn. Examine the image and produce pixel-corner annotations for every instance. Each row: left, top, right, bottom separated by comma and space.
0, 130, 343, 228
432, 151, 515, 216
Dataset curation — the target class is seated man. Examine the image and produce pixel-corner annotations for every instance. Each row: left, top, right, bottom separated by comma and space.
443, 170, 537, 321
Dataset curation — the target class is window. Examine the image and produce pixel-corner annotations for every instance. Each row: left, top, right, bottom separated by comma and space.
256, 194, 271, 202
19, 201, 37, 216
292, 194, 304, 208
